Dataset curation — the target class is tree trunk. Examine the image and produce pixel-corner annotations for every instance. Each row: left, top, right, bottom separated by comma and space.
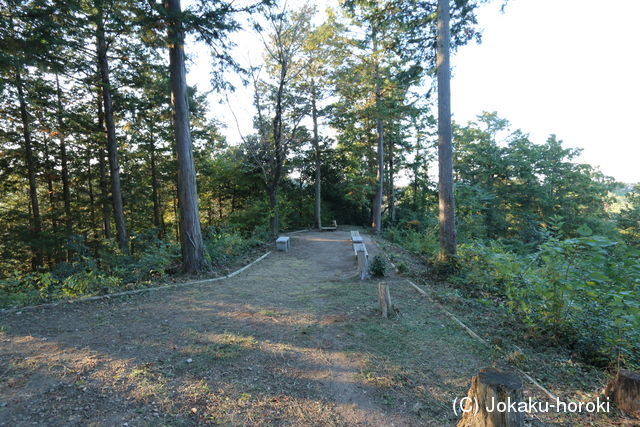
166, 0, 208, 273
311, 79, 322, 230
437, 0, 457, 261
55, 74, 72, 234
148, 123, 162, 232
15, 70, 43, 269
605, 370, 640, 416
268, 63, 286, 238
388, 138, 396, 224
457, 368, 524, 427
269, 187, 279, 237
230, 189, 236, 213
96, 92, 112, 239
173, 193, 180, 241
96, 5, 129, 253
42, 135, 58, 233
412, 158, 419, 212
86, 151, 98, 239
372, 30, 384, 234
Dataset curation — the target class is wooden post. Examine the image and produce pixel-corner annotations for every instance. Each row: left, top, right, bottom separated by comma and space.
457, 367, 524, 427
605, 370, 640, 416
378, 283, 392, 318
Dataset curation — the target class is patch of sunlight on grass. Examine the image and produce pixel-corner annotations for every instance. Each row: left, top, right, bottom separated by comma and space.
257, 309, 281, 317
205, 332, 258, 360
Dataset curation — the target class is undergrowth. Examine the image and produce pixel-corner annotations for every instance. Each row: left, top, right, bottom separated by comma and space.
384, 224, 640, 371
0, 227, 269, 309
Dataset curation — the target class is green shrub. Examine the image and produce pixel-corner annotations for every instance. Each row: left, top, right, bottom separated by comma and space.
383, 226, 438, 257
97, 233, 179, 283
430, 254, 461, 279
370, 255, 387, 277
225, 200, 271, 233
452, 241, 521, 294
452, 227, 640, 369
0, 226, 268, 308
0, 271, 57, 307
204, 227, 266, 266
396, 261, 408, 274
129, 239, 179, 282
62, 271, 122, 297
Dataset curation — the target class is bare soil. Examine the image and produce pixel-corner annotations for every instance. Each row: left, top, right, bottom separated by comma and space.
0, 231, 626, 425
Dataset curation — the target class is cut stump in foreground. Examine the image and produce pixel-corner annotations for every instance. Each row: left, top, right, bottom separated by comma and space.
457, 367, 524, 427
378, 283, 392, 318
605, 369, 640, 417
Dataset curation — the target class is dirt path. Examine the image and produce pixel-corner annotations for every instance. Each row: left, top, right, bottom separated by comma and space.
0, 231, 509, 425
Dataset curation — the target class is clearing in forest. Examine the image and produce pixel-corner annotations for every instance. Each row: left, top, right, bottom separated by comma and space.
0, 231, 617, 425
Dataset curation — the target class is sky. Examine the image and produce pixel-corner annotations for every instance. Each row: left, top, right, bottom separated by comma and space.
451, 0, 640, 183
188, 0, 640, 183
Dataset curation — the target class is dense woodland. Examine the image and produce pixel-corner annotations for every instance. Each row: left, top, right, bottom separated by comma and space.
1, 0, 639, 374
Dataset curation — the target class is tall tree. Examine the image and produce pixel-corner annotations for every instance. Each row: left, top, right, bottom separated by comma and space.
15, 70, 44, 269
296, 17, 338, 230
310, 79, 322, 230
165, 0, 208, 273
54, 73, 72, 234
95, 91, 112, 239
2, 1, 56, 269
436, 0, 456, 261
372, 27, 384, 233
95, 0, 129, 253
246, 6, 311, 237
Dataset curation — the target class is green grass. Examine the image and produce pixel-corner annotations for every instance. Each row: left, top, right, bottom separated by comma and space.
206, 333, 257, 360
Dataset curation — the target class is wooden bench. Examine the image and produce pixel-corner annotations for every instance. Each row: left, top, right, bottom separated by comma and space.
350, 230, 368, 279
350, 230, 363, 255
321, 220, 338, 231
275, 236, 290, 252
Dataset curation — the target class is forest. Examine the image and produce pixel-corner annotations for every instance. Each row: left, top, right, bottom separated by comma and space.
1, 0, 640, 424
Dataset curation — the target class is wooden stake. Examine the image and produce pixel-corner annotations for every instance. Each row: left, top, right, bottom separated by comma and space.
378, 283, 392, 318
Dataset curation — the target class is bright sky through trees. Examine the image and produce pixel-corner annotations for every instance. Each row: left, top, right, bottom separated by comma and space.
452, 0, 640, 183
188, 0, 640, 183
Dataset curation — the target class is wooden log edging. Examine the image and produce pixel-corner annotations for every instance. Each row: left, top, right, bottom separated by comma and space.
0, 251, 272, 315
404, 279, 558, 401
286, 228, 309, 235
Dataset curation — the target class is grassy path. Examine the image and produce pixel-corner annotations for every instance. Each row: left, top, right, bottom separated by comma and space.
0, 231, 615, 425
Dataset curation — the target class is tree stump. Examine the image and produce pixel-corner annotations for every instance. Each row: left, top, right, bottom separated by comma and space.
457, 367, 524, 427
378, 283, 392, 318
605, 369, 640, 417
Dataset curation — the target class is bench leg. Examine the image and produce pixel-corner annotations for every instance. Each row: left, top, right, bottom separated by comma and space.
357, 251, 369, 280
